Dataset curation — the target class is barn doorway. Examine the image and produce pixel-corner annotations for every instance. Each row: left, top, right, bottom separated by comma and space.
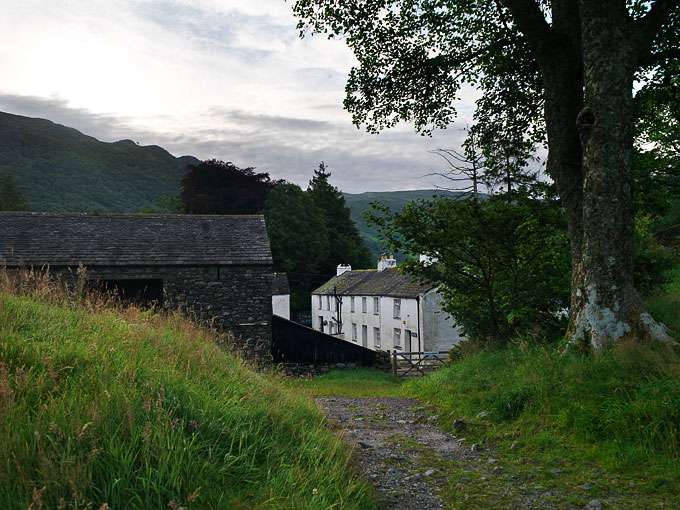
88, 279, 164, 308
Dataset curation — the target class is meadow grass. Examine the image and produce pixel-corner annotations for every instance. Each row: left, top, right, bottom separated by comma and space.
0, 270, 376, 509
281, 368, 403, 398
645, 266, 680, 336
403, 268, 680, 508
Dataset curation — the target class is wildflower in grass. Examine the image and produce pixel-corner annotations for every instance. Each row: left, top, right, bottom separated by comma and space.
312, 488, 318, 495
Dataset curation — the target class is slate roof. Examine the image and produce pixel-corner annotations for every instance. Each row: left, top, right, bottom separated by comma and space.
272, 273, 290, 295
312, 268, 434, 299
0, 212, 272, 267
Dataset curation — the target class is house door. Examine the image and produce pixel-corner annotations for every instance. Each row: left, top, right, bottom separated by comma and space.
405, 329, 412, 352
361, 325, 368, 347
319, 316, 324, 333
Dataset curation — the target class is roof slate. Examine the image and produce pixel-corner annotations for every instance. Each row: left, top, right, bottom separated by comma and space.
272, 273, 290, 295
0, 212, 272, 267
312, 268, 434, 299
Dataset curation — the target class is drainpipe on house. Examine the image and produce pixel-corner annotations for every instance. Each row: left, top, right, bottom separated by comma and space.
417, 296, 422, 353
333, 285, 342, 334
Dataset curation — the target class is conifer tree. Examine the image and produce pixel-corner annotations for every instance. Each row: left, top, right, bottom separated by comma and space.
0, 170, 29, 211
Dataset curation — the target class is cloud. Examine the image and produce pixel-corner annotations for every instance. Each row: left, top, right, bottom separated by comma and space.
0, 0, 485, 193
0, 93, 143, 142
0, 92, 474, 193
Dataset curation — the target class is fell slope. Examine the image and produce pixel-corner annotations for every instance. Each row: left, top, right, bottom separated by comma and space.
343, 189, 469, 261
0, 111, 198, 212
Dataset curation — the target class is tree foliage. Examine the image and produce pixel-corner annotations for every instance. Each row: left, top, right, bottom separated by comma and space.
0, 170, 29, 211
293, 0, 680, 349
307, 162, 373, 273
367, 194, 570, 341
263, 183, 329, 310
263, 164, 373, 312
140, 195, 185, 214
179, 160, 282, 215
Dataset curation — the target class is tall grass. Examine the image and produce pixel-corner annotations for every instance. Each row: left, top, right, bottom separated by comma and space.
283, 368, 403, 398
410, 341, 680, 462
0, 269, 375, 509
406, 268, 680, 491
645, 266, 680, 336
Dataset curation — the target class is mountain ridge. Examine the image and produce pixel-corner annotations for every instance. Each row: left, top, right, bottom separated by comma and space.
0, 111, 199, 212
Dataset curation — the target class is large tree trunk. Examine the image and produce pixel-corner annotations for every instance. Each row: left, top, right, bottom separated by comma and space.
566, 1, 673, 350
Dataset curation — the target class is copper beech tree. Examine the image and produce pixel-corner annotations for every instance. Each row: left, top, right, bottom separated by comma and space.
292, 0, 679, 350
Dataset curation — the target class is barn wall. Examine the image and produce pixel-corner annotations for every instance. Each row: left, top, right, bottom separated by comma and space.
56, 265, 272, 356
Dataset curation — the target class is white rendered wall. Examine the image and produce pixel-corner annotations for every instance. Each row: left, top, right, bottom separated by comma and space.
272, 294, 290, 320
312, 293, 422, 352
420, 289, 464, 351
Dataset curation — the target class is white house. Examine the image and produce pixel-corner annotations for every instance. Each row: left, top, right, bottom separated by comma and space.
311, 256, 464, 352
272, 273, 290, 320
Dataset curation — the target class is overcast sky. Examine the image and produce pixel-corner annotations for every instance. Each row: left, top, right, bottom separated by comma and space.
0, 0, 481, 193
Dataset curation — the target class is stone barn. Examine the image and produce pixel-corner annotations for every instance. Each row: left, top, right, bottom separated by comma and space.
0, 212, 273, 352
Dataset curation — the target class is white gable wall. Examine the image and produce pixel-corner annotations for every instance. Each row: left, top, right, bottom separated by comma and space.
272, 294, 290, 320
420, 289, 464, 351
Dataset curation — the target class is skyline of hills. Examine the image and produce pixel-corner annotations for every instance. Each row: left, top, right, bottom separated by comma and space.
1, 111, 474, 261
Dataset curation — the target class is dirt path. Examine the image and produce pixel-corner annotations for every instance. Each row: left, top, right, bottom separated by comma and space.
315, 396, 473, 509
315, 396, 612, 510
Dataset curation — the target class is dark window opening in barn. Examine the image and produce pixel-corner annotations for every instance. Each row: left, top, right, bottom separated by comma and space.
88, 279, 164, 308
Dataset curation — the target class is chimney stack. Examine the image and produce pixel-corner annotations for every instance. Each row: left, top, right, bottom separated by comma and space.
337, 264, 352, 276
377, 253, 397, 272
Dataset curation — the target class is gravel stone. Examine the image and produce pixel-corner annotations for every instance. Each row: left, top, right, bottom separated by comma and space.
315, 396, 472, 509
584, 500, 604, 510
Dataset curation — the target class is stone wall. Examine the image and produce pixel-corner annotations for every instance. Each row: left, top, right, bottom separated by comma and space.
276, 351, 392, 377
55, 264, 272, 356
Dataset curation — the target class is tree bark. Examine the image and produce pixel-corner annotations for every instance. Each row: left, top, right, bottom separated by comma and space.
566, 1, 674, 349
505, 0, 675, 350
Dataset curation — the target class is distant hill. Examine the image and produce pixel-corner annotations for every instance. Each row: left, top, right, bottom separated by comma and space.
343, 189, 472, 262
0, 111, 199, 212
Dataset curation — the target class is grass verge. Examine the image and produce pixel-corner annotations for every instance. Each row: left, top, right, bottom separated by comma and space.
404, 269, 680, 509
0, 272, 376, 509
281, 368, 403, 398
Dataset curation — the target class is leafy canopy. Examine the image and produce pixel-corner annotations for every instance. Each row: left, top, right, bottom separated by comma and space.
179, 159, 282, 214
307, 162, 373, 273
367, 192, 571, 341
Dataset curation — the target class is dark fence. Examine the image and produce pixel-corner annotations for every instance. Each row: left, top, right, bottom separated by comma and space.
272, 315, 378, 365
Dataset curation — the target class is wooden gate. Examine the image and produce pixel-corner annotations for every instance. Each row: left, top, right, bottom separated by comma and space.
391, 351, 449, 378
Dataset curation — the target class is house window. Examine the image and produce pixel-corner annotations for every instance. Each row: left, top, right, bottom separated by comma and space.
362, 297, 367, 313
325, 295, 330, 310
394, 328, 402, 348
393, 298, 401, 319
373, 327, 381, 348
318, 295, 322, 310
352, 323, 358, 342
351, 296, 355, 313
373, 297, 380, 315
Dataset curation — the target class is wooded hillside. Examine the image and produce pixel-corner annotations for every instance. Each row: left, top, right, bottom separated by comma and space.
0, 112, 198, 212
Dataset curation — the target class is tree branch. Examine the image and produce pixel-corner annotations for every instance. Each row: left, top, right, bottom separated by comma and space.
635, 0, 680, 64
500, 0, 554, 57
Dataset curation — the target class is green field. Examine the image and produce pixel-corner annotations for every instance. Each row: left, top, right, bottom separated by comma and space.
0, 271, 375, 509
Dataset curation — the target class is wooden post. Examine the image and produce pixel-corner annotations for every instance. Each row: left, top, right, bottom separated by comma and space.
391, 350, 397, 376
